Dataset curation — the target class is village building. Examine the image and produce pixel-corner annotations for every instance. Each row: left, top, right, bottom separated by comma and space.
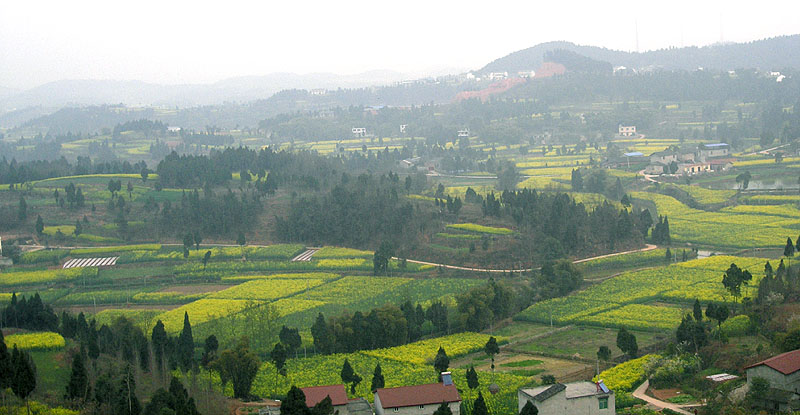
518, 381, 614, 415
745, 349, 800, 412
649, 150, 678, 165
618, 125, 636, 137
699, 143, 730, 159
374, 373, 461, 415
300, 384, 372, 415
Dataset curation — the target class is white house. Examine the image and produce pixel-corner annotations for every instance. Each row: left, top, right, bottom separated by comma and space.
745, 349, 800, 412
649, 150, 678, 165
352, 127, 367, 138
618, 125, 636, 137
699, 143, 729, 159
374, 373, 461, 415
518, 381, 614, 415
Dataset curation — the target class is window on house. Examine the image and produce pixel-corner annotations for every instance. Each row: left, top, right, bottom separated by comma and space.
393, 408, 399, 412
599, 397, 608, 409
419, 405, 425, 409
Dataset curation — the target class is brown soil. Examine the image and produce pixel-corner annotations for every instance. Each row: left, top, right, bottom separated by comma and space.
649, 388, 681, 401
159, 284, 230, 294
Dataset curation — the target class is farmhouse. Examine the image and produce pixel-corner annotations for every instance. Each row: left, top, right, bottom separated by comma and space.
618, 125, 636, 137
699, 143, 730, 159
650, 150, 678, 165
745, 349, 800, 412
374, 373, 461, 415
301, 385, 350, 414
518, 381, 614, 415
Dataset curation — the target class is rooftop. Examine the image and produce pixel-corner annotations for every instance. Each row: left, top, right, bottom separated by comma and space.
746, 349, 800, 375
375, 383, 461, 408
301, 384, 349, 407
704, 143, 729, 148
520, 382, 611, 402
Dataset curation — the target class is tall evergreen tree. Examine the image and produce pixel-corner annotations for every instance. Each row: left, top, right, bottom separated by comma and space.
65, 350, 89, 402
433, 402, 454, 415
785, 237, 795, 257
371, 363, 385, 392
473, 392, 489, 415
114, 365, 141, 415
434, 347, 450, 380
520, 401, 539, 415
10, 346, 36, 414
0, 331, 12, 400
35, 215, 44, 235
281, 385, 311, 415
152, 320, 168, 374
693, 299, 703, 321
177, 312, 194, 371
466, 366, 479, 390
271, 342, 288, 379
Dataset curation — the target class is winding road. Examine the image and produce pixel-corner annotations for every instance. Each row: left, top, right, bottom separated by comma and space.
632, 380, 695, 415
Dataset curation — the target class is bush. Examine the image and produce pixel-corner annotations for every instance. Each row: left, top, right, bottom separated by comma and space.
18, 249, 69, 264
718, 315, 751, 337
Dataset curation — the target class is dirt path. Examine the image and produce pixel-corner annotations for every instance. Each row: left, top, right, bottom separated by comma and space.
632, 380, 694, 415
397, 244, 658, 273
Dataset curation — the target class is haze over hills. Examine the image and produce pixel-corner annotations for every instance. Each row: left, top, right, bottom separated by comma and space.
479, 35, 800, 74
0, 69, 441, 113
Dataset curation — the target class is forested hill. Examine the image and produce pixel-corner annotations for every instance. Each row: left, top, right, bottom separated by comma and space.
479, 35, 800, 74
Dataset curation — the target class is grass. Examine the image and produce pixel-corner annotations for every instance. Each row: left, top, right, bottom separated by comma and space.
446, 223, 515, 235
517, 326, 665, 359
499, 359, 544, 368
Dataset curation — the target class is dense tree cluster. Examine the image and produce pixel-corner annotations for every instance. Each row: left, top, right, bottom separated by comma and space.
1, 292, 59, 331
0, 156, 148, 184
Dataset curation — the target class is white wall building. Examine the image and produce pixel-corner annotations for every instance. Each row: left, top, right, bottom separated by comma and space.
518, 381, 614, 415
745, 349, 800, 412
618, 125, 636, 137
374, 373, 461, 415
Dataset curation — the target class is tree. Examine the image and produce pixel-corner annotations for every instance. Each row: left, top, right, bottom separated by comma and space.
177, 312, 194, 371
571, 169, 584, 191
676, 314, 708, 353
74, 219, 83, 237
193, 231, 202, 250
706, 303, 729, 329
237, 231, 247, 258
747, 377, 770, 405
202, 250, 211, 270
279, 326, 302, 357
616, 328, 638, 358
271, 342, 288, 379
340, 358, 361, 394
371, 363, 385, 392
281, 385, 311, 415
597, 346, 611, 361
519, 401, 539, 415
64, 350, 89, 402
311, 313, 332, 354
484, 336, 499, 372
373, 241, 394, 275
151, 320, 168, 374
202, 334, 219, 367
140, 168, 149, 183
310, 396, 334, 415
0, 330, 11, 394
433, 402, 454, 415
114, 365, 141, 415
466, 366, 479, 390
785, 237, 795, 257
127, 181, 134, 199
17, 196, 27, 221
722, 263, 753, 306
211, 337, 260, 399
693, 298, 703, 321
35, 215, 44, 235
541, 375, 556, 385
434, 347, 450, 379
472, 392, 489, 415
11, 346, 36, 414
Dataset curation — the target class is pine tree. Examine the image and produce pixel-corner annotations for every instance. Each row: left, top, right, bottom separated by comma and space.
271, 342, 288, 379
473, 392, 489, 415
434, 347, 450, 380
484, 337, 499, 372
177, 312, 194, 371
10, 346, 36, 413
520, 401, 539, 415
281, 385, 311, 415
371, 363, 385, 392
0, 330, 12, 395
65, 351, 89, 402
17, 196, 27, 221
466, 366, 479, 390
35, 215, 44, 235
433, 402, 453, 415
785, 237, 795, 257
693, 299, 703, 321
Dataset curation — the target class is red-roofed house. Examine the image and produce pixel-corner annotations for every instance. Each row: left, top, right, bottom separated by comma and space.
745, 349, 800, 412
374, 378, 461, 415
301, 385, 350, 414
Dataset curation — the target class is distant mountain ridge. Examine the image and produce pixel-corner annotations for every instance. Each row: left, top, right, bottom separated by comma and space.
0, 70, 415, 112
479, 35, 800, 74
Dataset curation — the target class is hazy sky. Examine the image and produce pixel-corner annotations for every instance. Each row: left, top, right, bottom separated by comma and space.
2, 0, 799, 89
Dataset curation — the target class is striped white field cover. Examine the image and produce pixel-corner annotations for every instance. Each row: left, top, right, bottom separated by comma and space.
62, 257, 119, 269
291, 249, 319, 262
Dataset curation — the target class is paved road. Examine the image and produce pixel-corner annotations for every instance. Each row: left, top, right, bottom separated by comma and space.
396, 244, 658, 273
632, 380, 694, 415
